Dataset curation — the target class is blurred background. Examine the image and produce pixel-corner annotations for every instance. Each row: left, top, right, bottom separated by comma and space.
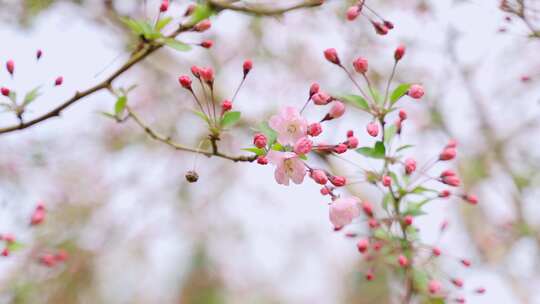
0, 0, 539, 303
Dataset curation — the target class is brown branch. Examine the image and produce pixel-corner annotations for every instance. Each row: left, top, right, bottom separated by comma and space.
208, 0, 324, 16
126, 106, 256, 163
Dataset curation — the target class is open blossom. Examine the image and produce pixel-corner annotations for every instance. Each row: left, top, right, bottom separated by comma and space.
267, 150, 306, 186
269, 106, 308, 146
329, 197, 360, 229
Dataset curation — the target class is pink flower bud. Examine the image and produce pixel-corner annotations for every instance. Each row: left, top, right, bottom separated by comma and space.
309, 83, 320, 97
441, 175, 460, 187
347, 136, 359, 149
159, 0, 169, 12
194, 20, 211, 32
428, 280, 441, 294
475, 287, 486, 294
366, 122, 379, 137
365, 270, 374, 281
311, 169, 328, 185
178, 75, 192, 89
432, 247, 441, 256
440, 169, 456, 178
356, 238, 369, 253
190, 65, 201, 78
439, 190, 451, 198
408, 84, 424, 99
307, 123, 322, 137
399, 109, 407, 120
36, 49, 43, 60
461, 259, 471, 267
398, 254, 408, 267
329, 101, 345, 119
1, 248, 8, 257
2, 234, 15, 243
333, 143, 348, 154
353, 57, 368, 74
346, 6, 360, 21
372, 21, 388, 35
294, 137, 313, 155
257, 156, 268, 165
404, 158, 416, 175
439, 147, 456, 161
40, 254, 56, 267
6, 60, 14, 75
368, 218, 379, 228
323, 48, 340, 65
330, 175, 346, 187
55, 250, 69, 262
373, 242, 383, 251
312, 91, 331, 105
221, 100, 232, 114
200, 67, 214, 83
362, 201, 373, 217
446, 139, 458, 148
30, 208, 46, 226
346, 130, 354, 137
394, 44, 405, 61
184, 4, 196, 17
404, 215, 413, 226
54, 76, 63, 86
382, 175, 391, 187
200, 40, 213, 48
243, 59, 253, 76
451, 278, 464, 288
253, 133, 267, 148
1, 87, 10, 97
320, 187, 330, 195
463, 194, 478, 205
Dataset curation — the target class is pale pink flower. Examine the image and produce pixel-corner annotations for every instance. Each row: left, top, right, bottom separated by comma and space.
329, 197, 360, 229
267, 150, 306, 186
269, 106, 308, 146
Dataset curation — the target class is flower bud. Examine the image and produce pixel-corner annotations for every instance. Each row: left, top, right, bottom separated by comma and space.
440, 169, 456, 178
394, 44, 405, 61
36, 49, 43, 60
200, 67, 214, 83
184, 4, 197, 17
1, 87, 10, 97
398, 109, 407, 121
333, 143, 348, 154
312, 91, 331, 105
329, 175, 346, 187
190, 65, 201, 78
307, 122, 322, 137
428, 280, 441, 294
243, 59, 253, 76
194, 20, 211, 32
1, 248, 8, 257
362, 201, 373, 217
461, 259, 471, 267
404, 215, 413, 226
320, 187, 330, 195
309, 83, 320, 97
441, 175, 460, 187
257, 156, 268, 165
6, 60, 14, 75
398, 254, 408, 267
356, 238, 369, 253
366, 122, 379, 137
462, 194, 478, 205
353, 57, 368, 74
451, 278, 464, 288
382, 175, 391, 187
311, 169, 328, 185
346, 130, 354, 137
446, 139, 458, 148
408, 84, 424, 99
178, 75, 192, 89
40, 254, 56, 267
383, 20, 394, 30
294, 137, 313, 155
221, 100, 232, 113
253, 133, 267, 148
159, 0, 169, 12
200, 40, 213, 48
346, 136, 359, 149
54, 76, 63, 86
329, 101, 345, 119
346, 6, 360, 21
323, 48, 340, 65
371, 21, 388, 35
439, 147, 456, 161
432, 247, 441, 256
404, 158, 416, 175
439, 190, 451, 198
368, 218, 378, 228
365, 270, 374, 281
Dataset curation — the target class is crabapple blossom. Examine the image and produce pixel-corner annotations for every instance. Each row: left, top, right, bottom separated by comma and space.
307, 122, 322, 137
294, 137, 313, 155
329, 175, 346, 187
323, 48, 340, 65
269, 106, 308, 146
267, 150, 306, 186
366, 122, 379, 137
439, 147, 457, 161
328, 101, 345, 119
312, 91, 331, 105
311, 169, 328, 185
408, 84, 424, 99
253, 133, 267, 148
353, 57, 368, 74
329, 197, 360, 229
404, 158, 417, 174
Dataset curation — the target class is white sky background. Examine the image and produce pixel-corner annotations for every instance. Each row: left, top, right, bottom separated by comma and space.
0, 0, 539, 303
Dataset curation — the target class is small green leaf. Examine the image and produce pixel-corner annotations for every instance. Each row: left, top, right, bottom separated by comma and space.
371, 88, 383, 106
220, 111, 241, 128
355, 141, 386, 159
192, 110, 210, 124
384, 124, 397, 145
396, 144, 414, 152
337, 94, 370, 111
155, 17, 173, 31
411, 186, 437, 194
165, 38, 192, 52
100, 111, 117, 120
22, 86, 41, 106
8, 91, 17, 104
404, 199, 431, 216
298, 154, 308, 160
271, 143, 284, 151
114, 96, 127, 116
382, 193, 393, 211
242, 147, 265, 156
7, 241, 24, 252
188, 4, 215, 26
390, 83, 411, 105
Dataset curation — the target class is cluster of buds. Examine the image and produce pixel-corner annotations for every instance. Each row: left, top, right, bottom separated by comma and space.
345, 1, 395, 36
178, 59, 252, 130
39, 249, 69, 267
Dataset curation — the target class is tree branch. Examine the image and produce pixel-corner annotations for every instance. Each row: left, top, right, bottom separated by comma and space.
208, 0, 324, 16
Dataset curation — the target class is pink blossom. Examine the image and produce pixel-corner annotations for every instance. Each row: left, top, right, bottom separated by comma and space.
294, 137, 313, 155
269, 106, 308, 146
307, 122, 322, 137
309, 83, 320, 97
366, 122, 379, 137
329, 197, 360, 229
353, 57, 368, 74
267, 150, 306, 185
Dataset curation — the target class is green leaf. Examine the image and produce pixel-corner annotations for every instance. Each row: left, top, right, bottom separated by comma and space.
7, 241, 24, 252
242, 147, 265, 156
412, 269, 429, 293
258, 121, 278, 146
192, 110, 210, 124
100, 111, 117, 120
22, 86, 41, 106
371, 88, 383, 106
298, 154, 308, 160
337, 94, 370, 111
390, 83, 411, 105
220, 111, 241, 128
155, 17, 172, 31
384, 124, 397, 145
411, 186, 437, 194
187, 4, 215, 26
404, 199, 431, 216
164, 38, 192, 52
114, 96, 127, 116
271, 143, 284, 151
355, 141, 386, 159
8, 91, 17, 104
396, 144, 414, 152
382, 193, 393, 211
121, 17, 145, 35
